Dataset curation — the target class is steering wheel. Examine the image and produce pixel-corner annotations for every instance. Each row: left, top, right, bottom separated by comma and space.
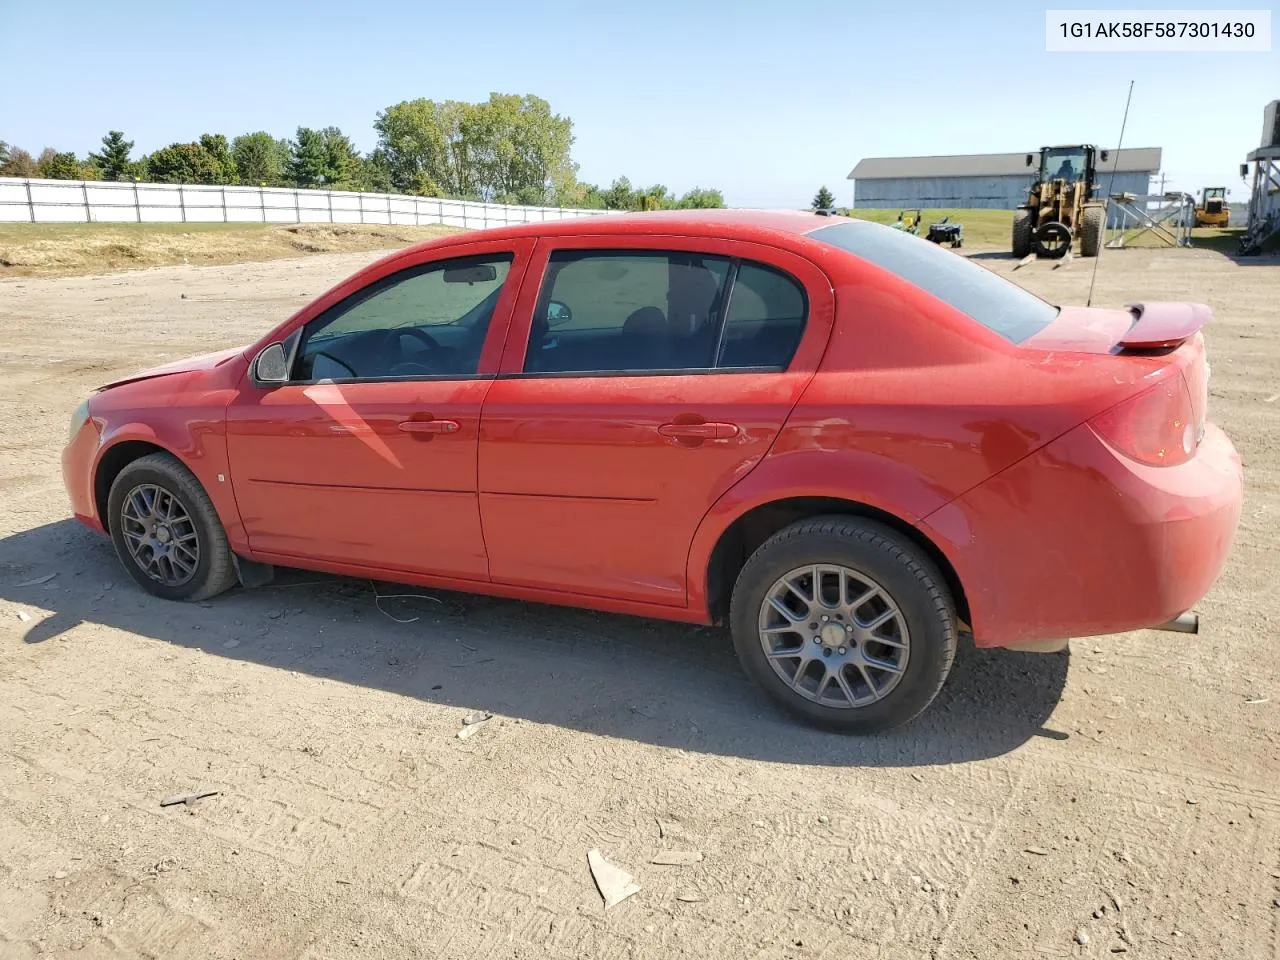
383, 327, 443, 377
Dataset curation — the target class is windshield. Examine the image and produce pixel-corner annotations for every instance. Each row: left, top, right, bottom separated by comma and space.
1041, 147, 1087, 182
810, 220, 1059, 344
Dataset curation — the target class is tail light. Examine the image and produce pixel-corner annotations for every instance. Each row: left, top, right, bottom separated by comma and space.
1090, 373, 1197, 467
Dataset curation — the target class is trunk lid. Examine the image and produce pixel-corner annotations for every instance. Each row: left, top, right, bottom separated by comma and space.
1024, 300, 1212, 446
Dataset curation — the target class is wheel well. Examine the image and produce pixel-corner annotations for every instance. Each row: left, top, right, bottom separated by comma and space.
704, 497, 970, 628
93, 440, 167, 529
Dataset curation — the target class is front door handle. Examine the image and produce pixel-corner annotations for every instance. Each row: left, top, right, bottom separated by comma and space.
399, 419, 460, 435
658, 421, 740, 440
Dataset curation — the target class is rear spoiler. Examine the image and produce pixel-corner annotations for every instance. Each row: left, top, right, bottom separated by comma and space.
1120, 302, 1212, 350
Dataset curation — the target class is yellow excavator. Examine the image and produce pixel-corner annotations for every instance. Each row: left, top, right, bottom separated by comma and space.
1193, 187, 1229, 228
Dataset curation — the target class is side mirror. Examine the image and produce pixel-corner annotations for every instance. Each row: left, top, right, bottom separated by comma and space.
546, 300, 573, 327
1025, 154, 1034, 167
1100, 149, 1110, 162
1240, 163, 1249, 178
253, 342, 289, 384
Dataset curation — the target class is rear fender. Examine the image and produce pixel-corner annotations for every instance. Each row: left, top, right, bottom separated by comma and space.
684, 447, 956, 618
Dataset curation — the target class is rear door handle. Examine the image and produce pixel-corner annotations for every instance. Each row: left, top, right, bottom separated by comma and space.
658, 421, 740, 440
399, 419, 460, 435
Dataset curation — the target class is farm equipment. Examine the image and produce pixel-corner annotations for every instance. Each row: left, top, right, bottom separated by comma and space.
1011, 144, 1107, 259
926, 216, 963, 247
891, 209, 923, 235
1193, 186, 1230, 228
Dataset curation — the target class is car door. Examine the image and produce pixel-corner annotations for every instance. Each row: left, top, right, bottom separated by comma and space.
477, 234, 834, 606
225, 238, 534, 580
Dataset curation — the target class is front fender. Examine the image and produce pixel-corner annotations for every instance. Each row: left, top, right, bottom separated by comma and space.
90, 380, 246, 553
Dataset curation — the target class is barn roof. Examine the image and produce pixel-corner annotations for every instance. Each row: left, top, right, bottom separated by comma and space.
847, 147, 1162, 180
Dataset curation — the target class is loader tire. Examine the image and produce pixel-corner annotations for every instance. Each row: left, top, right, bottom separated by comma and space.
1012, 208, 1033, 258
1080, 204, 1104, 257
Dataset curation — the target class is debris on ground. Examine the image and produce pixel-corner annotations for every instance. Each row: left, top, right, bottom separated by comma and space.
456, 715, 491, 740
1245, 697, 1270, 704
587, 848, 640, 908
675, 892, 705, 903
462, 711, 491, 726
1025, 847, 1049, 856
16, 610, 32, 622
650, 850, 703, 866
1074, 928, 1090, 945
159, 790, 219, 808
15, 573, 57, 587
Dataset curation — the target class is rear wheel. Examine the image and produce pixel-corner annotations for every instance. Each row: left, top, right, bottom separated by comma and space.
1080, 204, 1104, 257
728, 516, 957, 733
1012, 208, 1033, 258
107, 452, 238, 602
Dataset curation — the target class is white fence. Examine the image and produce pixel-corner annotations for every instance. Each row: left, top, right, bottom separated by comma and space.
0, 177, 621, 228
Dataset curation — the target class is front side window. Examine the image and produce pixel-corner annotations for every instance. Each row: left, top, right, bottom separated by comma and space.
293, 254, 513, 381
526, 251, 732, 373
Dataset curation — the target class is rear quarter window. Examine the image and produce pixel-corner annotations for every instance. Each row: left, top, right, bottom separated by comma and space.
810, 221, 1059, 344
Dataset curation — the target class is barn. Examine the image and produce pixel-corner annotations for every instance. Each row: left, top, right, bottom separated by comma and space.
847, 147, 1163, 212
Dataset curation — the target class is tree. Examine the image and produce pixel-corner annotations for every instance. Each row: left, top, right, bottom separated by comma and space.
602, 176, 634, 210
232, 131, 289, 186
373, 93, 577, 201
37, 148, 96, 180
199, 134, 237, 184
812, 186, 835, 210
89, 131, 134, 181
318, 127, 362, 190
0, 146, 37, 177
0, 141, 8, 168
288, 127, 329, 188
357, 148, 394, 193
677, 187, 725, 209
143, 142, 223, 184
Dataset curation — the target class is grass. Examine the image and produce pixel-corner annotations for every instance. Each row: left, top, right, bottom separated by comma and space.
0, 222, 463, 278
845, 208, 1015, 248
846, 207, 1254, 255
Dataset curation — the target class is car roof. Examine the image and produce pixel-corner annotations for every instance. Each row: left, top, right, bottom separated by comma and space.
410, 208, 857, 254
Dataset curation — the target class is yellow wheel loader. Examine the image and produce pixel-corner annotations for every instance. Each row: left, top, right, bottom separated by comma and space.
1193, 187, 1229, 228
1011, 145, 1108, 259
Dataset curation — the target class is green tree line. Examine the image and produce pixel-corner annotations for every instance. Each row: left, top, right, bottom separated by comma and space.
0, 93, 724, 212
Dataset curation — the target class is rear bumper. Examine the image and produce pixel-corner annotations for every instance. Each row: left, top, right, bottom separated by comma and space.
920, 421, 1243, 647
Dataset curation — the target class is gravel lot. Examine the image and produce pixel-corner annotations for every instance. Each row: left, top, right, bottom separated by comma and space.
1, 244, 1278, 959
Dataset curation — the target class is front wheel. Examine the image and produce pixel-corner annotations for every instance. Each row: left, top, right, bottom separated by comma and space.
107, 452, 238, 602
729, 516, 957, 733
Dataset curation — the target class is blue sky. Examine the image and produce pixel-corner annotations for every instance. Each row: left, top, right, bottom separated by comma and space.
1, 0, 1275, 206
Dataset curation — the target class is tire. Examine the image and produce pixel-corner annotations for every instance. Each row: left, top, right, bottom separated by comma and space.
1011, 208, 1033, 258
1080, 204, 1104, 257
1033, 221, 1072, 259
106, 452, 238, 602
728, 516, 957, 733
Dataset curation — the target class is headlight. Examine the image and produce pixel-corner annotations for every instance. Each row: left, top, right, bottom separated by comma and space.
68, 399, 91, 444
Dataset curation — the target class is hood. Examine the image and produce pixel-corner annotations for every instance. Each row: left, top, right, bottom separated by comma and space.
97, 346, 247, 391
1023, 301, 1212, 354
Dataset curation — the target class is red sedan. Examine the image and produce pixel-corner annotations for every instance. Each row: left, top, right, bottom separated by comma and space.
61, 210, 1243, 732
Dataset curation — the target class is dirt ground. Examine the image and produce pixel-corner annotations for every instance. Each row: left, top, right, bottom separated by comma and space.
1, 241, 1278, 960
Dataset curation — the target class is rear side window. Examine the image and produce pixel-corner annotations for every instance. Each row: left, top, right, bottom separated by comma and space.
526, 251, 732, 373
810, 221, 1059, 343
524, 249, 809, 375
717, 263, 807, 368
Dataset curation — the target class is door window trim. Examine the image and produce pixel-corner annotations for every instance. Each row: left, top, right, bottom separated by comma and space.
277, 251, 519, 387
515, 247, 810, 379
